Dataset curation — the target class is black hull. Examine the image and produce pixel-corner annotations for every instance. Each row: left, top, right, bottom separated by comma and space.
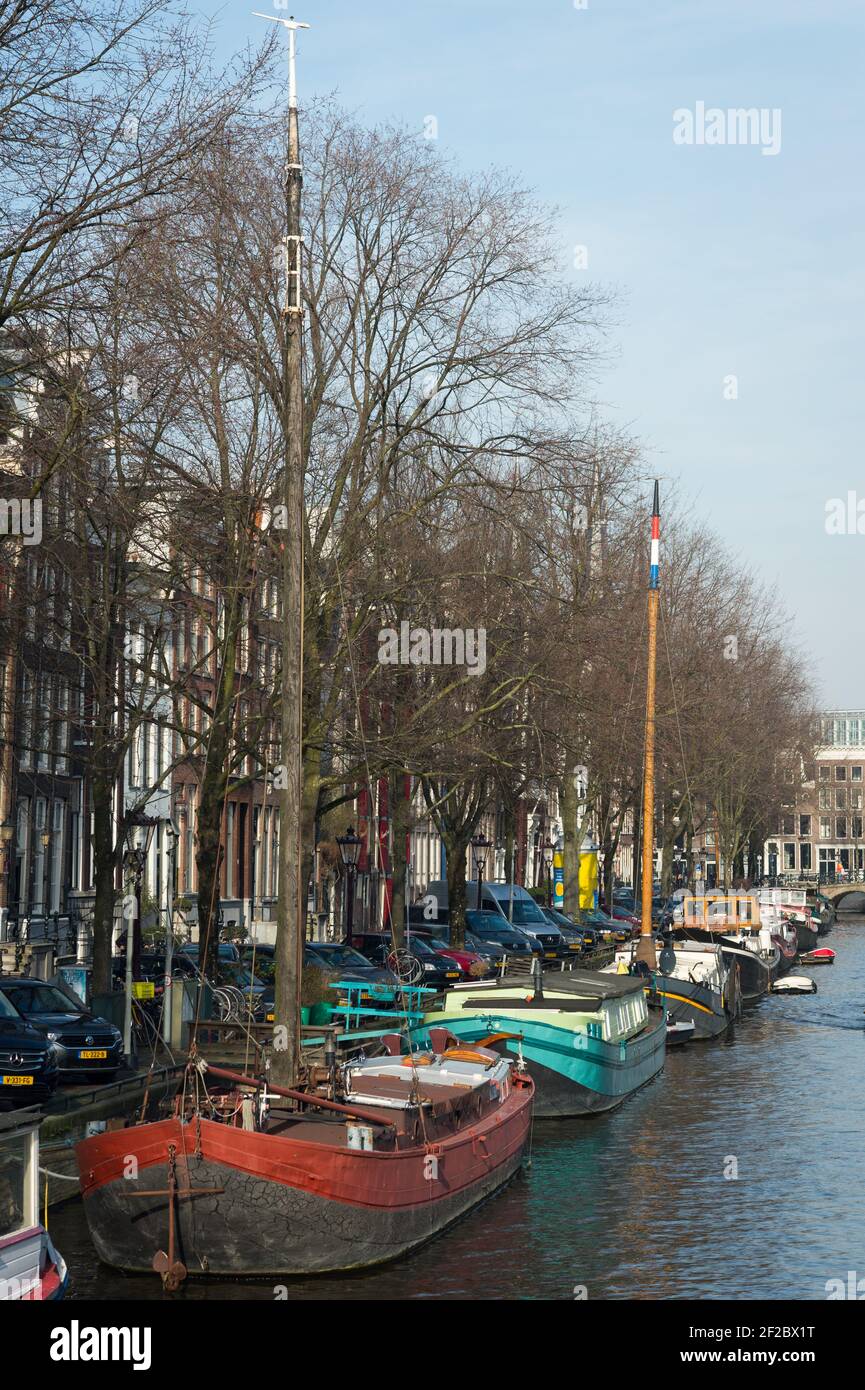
82, 1148, 526, 1277
674, 929, 773, 1001
795, 922, 819, 953
647, 976, 732, 1040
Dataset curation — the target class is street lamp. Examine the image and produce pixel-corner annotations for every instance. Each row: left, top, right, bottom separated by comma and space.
0, 819, 14, 932
121, 813, 159, 1064
162, 820, 180, 1046
335, 825, 362, 943
471, 833, 492, 910
541, 836, 555, 909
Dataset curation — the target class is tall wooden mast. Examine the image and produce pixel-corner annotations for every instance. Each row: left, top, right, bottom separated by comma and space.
256, 12, 309, 1087
636, 481, 660, 966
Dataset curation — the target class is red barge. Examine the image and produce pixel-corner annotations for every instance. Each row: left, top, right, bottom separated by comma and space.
76, 1049, 533, 1278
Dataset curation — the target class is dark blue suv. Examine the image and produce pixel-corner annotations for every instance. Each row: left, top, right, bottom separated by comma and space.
0, 988, 59, 1104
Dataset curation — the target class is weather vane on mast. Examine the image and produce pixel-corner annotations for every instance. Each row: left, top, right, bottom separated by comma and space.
252, 13, 310, 108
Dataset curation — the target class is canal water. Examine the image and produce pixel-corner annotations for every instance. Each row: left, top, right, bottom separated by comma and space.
49, 918, 865, 1301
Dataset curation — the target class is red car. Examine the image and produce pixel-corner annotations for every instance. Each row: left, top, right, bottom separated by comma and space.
411, 931, 492, 978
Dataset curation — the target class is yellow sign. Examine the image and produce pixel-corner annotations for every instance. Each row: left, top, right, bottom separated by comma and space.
132, 981, 155, 999
579, 851, 599, 910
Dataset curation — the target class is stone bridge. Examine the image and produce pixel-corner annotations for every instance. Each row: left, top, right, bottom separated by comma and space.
780, 880, 865, 912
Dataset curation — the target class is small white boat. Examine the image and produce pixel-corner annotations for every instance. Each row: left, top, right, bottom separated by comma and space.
771, 975, 817, 995
0, 1107, 67, 1300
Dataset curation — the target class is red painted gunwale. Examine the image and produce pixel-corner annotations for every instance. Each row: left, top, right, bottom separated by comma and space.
76, 1078, 533, 1212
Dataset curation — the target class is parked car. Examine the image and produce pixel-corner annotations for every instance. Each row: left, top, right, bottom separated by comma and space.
581, 909, 632, 944
245, 943, 400, 1023
175, 941, 240, 965
0, 989, 59, 1104
351, 931, 464, 988
463, 911, 542, 959
0, 979, 122, 1081
112, 951, 199, 997
539, 907, 600, 954
464, 930, 506, 965
426, 882, 569, 961
407, 926, 493, 977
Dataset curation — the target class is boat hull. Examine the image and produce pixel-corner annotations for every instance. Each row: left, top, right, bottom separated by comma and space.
795, 921, 820, 954
76, 1092, 532, 1277
646, 975, 732, 1040
414, 1012, 666, 1119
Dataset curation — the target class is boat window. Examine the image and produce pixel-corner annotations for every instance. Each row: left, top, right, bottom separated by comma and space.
0, 1132, 30, 1237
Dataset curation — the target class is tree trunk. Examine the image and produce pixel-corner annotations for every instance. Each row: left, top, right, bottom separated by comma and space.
195, 647, 236, 988
446, 832, 471, 948
91, 778, 118, 995
388, 769, 410, 948
560, 773, 579, 917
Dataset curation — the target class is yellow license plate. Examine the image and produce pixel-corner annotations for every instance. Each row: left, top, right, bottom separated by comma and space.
2, 1075, 33, 1085
545, 951, 556, 958
78, 1050, 107, 1060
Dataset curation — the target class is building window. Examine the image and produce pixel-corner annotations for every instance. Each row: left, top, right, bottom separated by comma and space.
799, 815, 811, 836
819, 766, 830, 782
835, 788, 846, 811
819, 789, 830, 811
836, 817, 847, 839
783, 843, 796, 870
820, 818, 831, 839
782, 816, 794, 835
853, 817, 863, 840
800, 843, 812, 871
836, 765, 847, 780
853, 767, 863, 782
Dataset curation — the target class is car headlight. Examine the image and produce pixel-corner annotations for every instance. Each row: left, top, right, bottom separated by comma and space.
422, 961, 435, 971
47, 1031, 60, 1042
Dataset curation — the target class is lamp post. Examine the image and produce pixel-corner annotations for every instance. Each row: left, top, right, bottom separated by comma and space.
542, 836, 555, 909
121, 814, 159, 1064
471, 833, 492, 910
0, 819, 13, 941
335, 825, 362, 943
163, 819, 179, 1046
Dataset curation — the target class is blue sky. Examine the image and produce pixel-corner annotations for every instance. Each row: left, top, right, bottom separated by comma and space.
205, 0, 865, 705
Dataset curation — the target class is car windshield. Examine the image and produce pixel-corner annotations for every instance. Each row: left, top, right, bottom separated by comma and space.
0, 991, 20, 1018
475, 926, 518, 941
427, 937, 451, 951
247, 955, 276, 981
2, 984, 84, 1013
220, 964, 263, 988
507, 901, 548, 925
406, 936, 439, 958
312, 945, 372, 968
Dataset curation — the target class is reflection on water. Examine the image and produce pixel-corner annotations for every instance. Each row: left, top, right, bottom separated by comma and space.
51, 920, 865, 1301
